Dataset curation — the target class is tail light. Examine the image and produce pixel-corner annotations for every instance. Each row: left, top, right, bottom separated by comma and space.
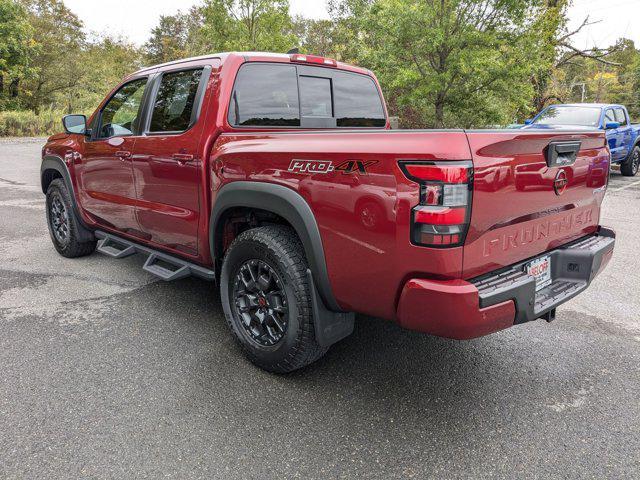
399, 161, 473, 247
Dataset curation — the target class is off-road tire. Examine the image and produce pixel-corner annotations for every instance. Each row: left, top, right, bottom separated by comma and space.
45, 178, 96, 258
621, 146, 640, 177
220, 225, 327, 373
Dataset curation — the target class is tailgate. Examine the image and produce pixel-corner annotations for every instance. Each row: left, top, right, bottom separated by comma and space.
463, 130, 609, 278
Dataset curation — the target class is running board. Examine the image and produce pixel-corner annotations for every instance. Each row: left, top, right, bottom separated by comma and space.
95, 231, 215, 282
97, 236, 136, 259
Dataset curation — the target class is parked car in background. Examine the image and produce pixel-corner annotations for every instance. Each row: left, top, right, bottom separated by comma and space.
523, 103, 640, 176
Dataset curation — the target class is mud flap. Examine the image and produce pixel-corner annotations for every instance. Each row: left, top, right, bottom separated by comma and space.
306, 269, 354, 348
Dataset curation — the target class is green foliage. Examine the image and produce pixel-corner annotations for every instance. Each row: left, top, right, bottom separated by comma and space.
18, 0, 86, 114
0, 108, 66, 136
144, 11, 199, 64
0, 0, 34, 109
331, 0, 553, 128
292, 18, 337, 58
528, 0, 569, 113
557, 38, 640, 121
194, 0, 298, 53
73, 36, 142, 111
631, 56, 640, 121
2, 0, 141, 116
1, 0, 639, 135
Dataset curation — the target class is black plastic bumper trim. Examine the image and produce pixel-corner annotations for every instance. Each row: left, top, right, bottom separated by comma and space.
471, 227, 615, 324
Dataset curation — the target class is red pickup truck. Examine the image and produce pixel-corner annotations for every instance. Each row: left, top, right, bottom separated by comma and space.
41, 52, 615, 372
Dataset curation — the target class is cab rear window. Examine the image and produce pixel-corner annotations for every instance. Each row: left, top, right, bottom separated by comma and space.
333, 71, 386, 127
229, 63, 386, 128
230, 64, 300, 127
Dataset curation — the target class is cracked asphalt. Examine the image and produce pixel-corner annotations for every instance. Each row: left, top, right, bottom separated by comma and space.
1, 138, 639, 479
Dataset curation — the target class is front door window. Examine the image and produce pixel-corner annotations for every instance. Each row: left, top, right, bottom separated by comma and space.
97, 78, 148, 139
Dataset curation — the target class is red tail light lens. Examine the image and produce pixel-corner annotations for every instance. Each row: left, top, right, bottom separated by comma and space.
402, 164, 469, 183
399, 161, 473, 248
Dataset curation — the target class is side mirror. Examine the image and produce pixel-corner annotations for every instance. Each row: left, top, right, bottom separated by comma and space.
62, 114, 87, 135
524, 119, 533, 125
605, 121, 620, 130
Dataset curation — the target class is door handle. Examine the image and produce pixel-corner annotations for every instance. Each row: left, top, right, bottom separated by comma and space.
172, 153, 194, 163
115, 150, 131, 160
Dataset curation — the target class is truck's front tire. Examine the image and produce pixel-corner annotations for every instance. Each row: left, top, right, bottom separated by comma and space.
220, 225, 327, 373
621, 146, 640, 177
45, 179, 96, 258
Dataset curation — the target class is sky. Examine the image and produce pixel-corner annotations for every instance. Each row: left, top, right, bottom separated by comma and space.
63, 0, 640, 50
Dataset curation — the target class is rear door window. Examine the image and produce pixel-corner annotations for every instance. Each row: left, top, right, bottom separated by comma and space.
149, 69, 204, 133
604, 109, 616, 125
614, 108, 627, 125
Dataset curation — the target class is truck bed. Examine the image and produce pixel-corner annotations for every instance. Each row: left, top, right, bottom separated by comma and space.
212, 129, 609, 320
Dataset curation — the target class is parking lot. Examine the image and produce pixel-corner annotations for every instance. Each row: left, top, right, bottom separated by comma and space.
1, 137, 639, 479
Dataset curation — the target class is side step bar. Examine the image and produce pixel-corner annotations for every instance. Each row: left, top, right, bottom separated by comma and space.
95, 231, 215, 282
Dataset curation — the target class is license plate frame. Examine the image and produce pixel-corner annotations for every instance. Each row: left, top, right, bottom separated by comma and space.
525, 255, 552, 292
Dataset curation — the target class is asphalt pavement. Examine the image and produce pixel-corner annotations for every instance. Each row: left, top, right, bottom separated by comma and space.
0, 138, 638, 479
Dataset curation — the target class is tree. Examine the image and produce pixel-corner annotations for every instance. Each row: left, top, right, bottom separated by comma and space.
144, 10, 201, 64
529, 1, 630, 114
551, 38, 639, 118
0, 0, 35, 109
293, 17, 340, 58
332, 0, 551, 128
606, 39, 639, 114
194, 0, 298, 53
18, 0, 85, 113
69, 35, 142, 112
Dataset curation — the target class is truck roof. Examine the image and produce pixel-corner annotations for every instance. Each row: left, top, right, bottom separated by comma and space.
134, 51, 372, 77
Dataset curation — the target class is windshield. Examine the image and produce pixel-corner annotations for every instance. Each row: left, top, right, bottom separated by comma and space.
533, 106, 602, 127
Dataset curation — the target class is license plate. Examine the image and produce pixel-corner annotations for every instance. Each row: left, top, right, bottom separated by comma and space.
525, 255, 552, 292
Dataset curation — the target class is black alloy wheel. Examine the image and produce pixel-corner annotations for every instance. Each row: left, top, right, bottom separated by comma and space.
232, 259, 289, 347
621, 146, 640, 177
49, 192, 71, 245
631, 148, 640, 176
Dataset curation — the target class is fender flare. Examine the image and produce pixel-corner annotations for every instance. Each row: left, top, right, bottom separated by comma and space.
40, 155, 94, 242
210, 181, 342, 312
620, 139, 640, 164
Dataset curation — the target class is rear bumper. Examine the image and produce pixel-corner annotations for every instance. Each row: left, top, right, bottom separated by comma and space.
396, 227, 615, 339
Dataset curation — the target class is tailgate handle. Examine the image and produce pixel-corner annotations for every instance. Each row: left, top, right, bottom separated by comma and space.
546, 141, 581, 167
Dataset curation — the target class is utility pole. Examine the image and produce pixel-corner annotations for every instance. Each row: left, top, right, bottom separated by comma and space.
570, 82, 586, 103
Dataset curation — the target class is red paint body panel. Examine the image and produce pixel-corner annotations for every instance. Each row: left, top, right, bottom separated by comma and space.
396, 278, 516, 339
211, 130, 471, 319
78, 136, 140, 234
130, 58, 221, 258
464, 131, 609, 278
42, 52, 614, 339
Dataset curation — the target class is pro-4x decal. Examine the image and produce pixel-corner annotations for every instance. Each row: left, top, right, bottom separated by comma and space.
288, 159, 378, 175
288, 159, 334, 174
334, 160, 378, 175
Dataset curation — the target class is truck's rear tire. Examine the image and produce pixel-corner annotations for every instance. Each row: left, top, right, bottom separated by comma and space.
621, 146, 640, 177
220, 225, 328, 373
45, 179, 97, 258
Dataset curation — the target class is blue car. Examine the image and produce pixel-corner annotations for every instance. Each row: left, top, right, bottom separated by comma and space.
523, 103, 640, 176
